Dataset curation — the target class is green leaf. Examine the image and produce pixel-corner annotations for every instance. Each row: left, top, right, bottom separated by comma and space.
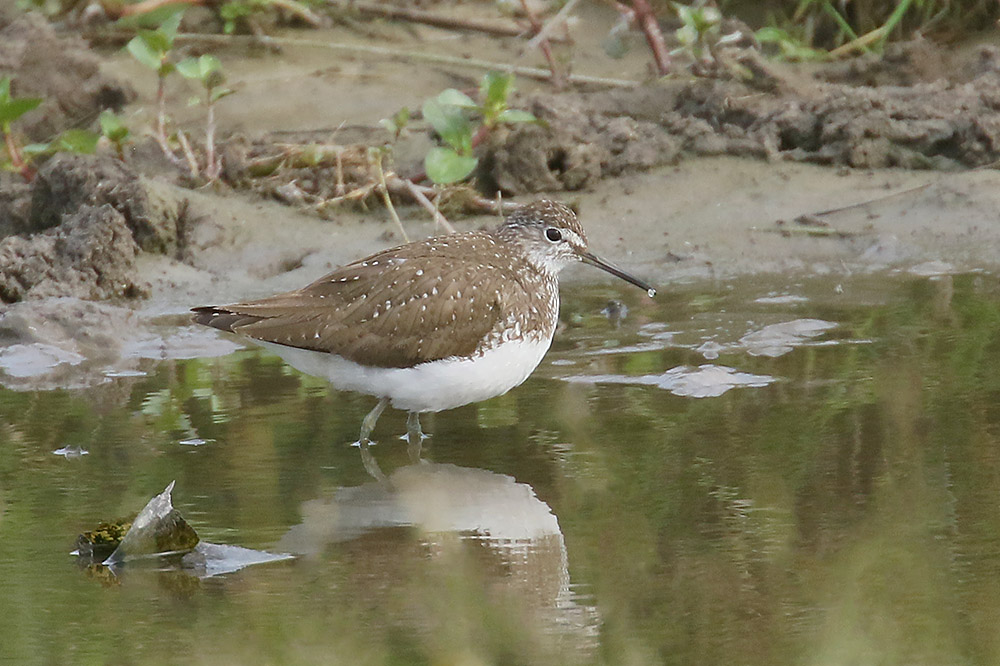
0, 77, 11, 102
421, 97, 472, 153
178, 55, 224, 86
0, 96, 42, 124
480, 71, 513, 110
198, 54, 223, 79
379, 107, 410, 136
159, 8, 183, 42
435, 88, 477, 109
754, 27, 787, 43
495, 109, 536, 124
175, 57, 202, 80
675, 23, 697, 47
139, 29, 171, 54
99, 110, 129, 142
424, 146, 477, 184
674, 3, 694, 26
209, 87, 234, 103
126, 36, 162, 71
21, 142, 52, 157
55, 129, 100, 154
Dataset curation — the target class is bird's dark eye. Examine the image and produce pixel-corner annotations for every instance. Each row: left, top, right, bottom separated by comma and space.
545, 228, 562, 242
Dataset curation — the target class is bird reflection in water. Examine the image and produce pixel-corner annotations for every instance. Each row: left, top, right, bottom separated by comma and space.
278, 442, 599, 651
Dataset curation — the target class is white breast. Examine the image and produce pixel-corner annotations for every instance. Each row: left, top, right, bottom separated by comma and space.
257, 334, 553, 413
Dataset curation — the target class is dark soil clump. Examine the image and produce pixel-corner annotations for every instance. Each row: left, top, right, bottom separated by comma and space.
31, 154, 182, 254
0, 204, 149, 303
0, 155, 185, 304
483, 46, 1000, 193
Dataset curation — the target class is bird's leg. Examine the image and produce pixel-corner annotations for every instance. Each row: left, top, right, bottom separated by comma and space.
358, 397, 389, 445
358, 440, 389, 485
405, 411, 426, 463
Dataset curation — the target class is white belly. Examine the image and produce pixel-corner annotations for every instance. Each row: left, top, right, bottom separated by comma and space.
256, 335, 553, 413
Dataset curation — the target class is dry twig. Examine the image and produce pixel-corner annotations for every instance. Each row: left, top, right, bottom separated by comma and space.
87, 32, 640, 88
518, 0, 565, 88
331, 1, 568, 41
393, 177, 457, 234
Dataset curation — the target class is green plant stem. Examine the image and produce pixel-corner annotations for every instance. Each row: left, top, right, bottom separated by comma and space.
820, 0, 863, 46
878, 0, 915, 49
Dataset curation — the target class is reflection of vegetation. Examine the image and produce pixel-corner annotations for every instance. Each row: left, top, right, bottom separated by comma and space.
3, 275, 1000, 662
556, 273, 1000, 664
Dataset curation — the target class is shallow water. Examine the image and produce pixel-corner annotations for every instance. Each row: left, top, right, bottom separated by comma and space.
3, 271, 1000, 665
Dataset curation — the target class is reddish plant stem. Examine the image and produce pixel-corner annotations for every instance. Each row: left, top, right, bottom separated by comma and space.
470, 124, 491, 149
204, 97, 219, 181
3, 128, 34, 182
109, 0, 202, 17
154, 76, 185, 168
628, 0, 672, 75
518, 0, 566, 89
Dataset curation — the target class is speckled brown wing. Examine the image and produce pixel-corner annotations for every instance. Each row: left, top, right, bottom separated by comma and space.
193, 232, 524, 369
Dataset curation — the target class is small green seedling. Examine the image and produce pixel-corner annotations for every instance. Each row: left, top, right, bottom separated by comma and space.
672, 2, 722, 63
176, 54, 232, 104
125, 10, 182, 79
379, 107, 411, 140
176, 54, 233, 181
421, 72, 537, 185
126, 10, 183, 161
478, 71, 537, 128
99, 110, 131, 159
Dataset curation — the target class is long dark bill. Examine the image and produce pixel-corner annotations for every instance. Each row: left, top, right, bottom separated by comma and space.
578, 251, 656, 297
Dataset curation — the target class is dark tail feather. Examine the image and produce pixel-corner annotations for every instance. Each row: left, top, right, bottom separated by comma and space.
191, 306, 264, 333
